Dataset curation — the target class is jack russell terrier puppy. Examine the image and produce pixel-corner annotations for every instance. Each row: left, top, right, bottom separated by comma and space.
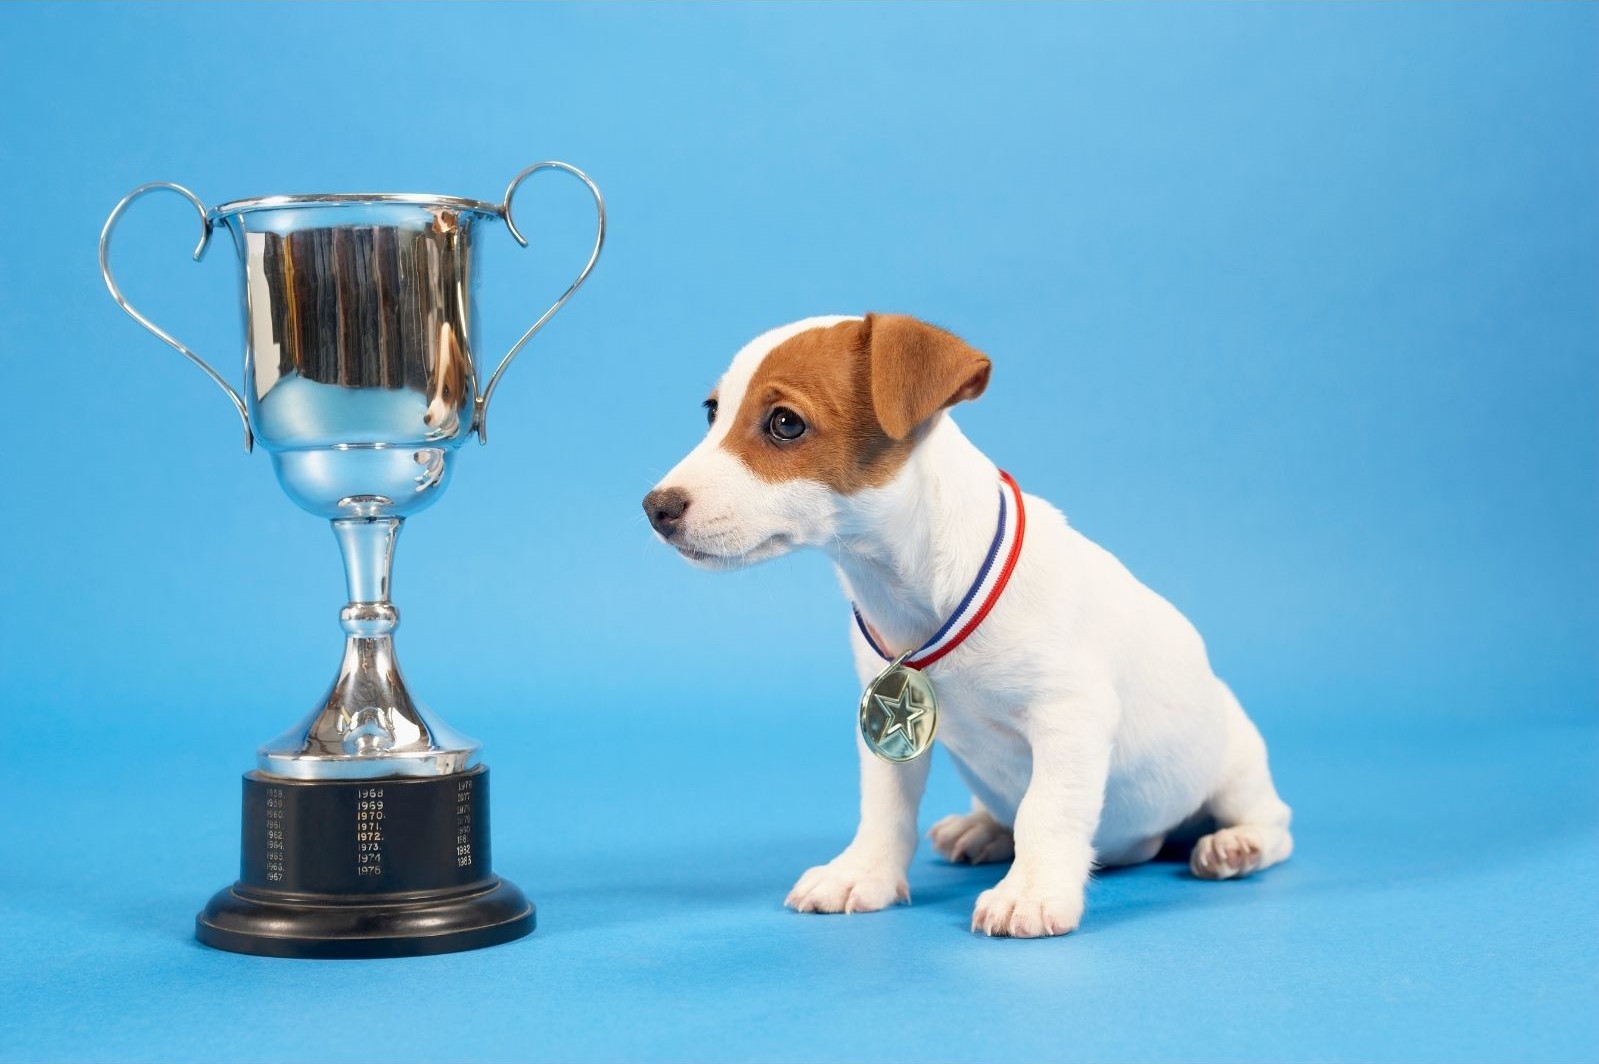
643, 314, 1293, 937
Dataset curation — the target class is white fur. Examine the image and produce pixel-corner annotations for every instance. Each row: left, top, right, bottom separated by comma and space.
651, 319, 1293, 937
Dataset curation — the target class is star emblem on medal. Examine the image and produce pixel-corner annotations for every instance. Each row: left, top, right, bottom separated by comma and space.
873, 678, 931, 746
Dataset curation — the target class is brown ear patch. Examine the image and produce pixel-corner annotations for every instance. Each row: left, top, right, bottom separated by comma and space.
718, 315, 991, 494
866, 314, 991, 441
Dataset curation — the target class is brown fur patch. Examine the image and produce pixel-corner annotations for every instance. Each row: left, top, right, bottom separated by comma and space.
716, 315, 991, 494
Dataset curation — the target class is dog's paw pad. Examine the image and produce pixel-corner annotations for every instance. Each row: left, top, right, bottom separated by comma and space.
970, 877, 1082, 938
785, 863, 908, 914
928, 812, 1015, 865
1189, 827, 1266, 880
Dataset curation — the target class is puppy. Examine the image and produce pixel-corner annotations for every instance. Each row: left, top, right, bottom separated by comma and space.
644, 314, 1292, 937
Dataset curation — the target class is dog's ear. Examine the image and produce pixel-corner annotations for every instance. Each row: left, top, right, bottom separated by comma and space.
864, 314, 992, 441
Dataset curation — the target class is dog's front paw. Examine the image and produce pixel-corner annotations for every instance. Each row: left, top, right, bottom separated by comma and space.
971, 871, 1083, 938
785, 860, 909, 915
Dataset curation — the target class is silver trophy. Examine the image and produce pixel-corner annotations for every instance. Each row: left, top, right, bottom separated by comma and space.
101, 164, 604, 958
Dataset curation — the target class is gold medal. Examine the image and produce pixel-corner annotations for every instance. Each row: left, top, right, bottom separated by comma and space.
859, 650, 938, 763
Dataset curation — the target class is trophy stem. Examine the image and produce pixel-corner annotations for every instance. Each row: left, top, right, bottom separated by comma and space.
333, 511, 401, 639
254, 505, 480, 779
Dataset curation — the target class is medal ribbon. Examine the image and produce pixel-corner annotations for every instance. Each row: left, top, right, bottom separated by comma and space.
852, 471, 1027, 670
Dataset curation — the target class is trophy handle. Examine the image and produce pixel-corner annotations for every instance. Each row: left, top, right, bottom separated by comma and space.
99, 182, 254, 453
474, 161, 607, 444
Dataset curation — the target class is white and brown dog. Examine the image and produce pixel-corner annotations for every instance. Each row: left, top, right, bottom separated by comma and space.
643, 314, 1293, 937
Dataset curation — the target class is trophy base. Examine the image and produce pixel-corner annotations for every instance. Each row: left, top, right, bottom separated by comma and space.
196, 879, 534, 959
196, 765, 534, 959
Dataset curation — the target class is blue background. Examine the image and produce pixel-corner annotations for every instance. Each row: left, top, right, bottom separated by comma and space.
1, 3, 1595, 1061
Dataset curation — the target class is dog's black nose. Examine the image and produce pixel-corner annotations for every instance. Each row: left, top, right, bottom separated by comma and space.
644, 487, 691, 538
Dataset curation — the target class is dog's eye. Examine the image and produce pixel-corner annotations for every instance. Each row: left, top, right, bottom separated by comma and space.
767, 407, 807, 442
703, 398, 718, 426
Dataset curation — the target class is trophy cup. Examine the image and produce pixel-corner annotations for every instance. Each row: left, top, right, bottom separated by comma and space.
100, 163, 605, 958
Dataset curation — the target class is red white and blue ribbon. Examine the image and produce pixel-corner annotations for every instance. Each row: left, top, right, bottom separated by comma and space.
853, 471, 1027, 670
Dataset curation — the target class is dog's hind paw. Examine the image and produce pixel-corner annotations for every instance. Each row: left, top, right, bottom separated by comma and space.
929, 810, 1015, 865
1189, 826, 1273, 880
785, 861, 908, 914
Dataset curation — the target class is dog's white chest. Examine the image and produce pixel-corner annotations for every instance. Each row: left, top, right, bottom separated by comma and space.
921, 668, 1034, 825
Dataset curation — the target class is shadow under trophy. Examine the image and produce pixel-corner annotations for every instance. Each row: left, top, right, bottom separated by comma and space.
100, 164, 605, 958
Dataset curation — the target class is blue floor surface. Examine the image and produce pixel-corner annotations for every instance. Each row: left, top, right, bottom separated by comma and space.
2, 705, 1594, 1063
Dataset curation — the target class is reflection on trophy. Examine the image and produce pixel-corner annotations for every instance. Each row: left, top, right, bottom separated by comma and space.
100, 165, 605, 958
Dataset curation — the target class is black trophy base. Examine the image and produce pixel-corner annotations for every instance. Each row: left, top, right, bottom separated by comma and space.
196, 765, 534, 959
196, 879, 534, 959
